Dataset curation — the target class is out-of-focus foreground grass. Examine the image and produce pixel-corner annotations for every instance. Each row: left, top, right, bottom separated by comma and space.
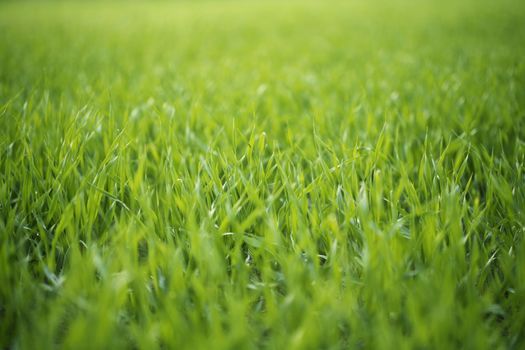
1, 0, 525, 348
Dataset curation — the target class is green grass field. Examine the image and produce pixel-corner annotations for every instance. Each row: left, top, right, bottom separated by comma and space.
1, 0, 525, 348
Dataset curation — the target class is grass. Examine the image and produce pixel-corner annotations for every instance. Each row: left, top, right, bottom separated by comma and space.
1, 0, 525, 348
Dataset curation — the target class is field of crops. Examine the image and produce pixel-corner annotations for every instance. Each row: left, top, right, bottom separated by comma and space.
1, 0, 524, 348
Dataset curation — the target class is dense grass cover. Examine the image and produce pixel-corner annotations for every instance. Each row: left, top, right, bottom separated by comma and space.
1, 0, 524, 348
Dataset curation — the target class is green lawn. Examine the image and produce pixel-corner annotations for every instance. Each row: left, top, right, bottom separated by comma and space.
1, 0, 524, 348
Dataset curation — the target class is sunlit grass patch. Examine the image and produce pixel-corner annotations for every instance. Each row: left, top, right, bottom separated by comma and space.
1, 0, 524, 348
